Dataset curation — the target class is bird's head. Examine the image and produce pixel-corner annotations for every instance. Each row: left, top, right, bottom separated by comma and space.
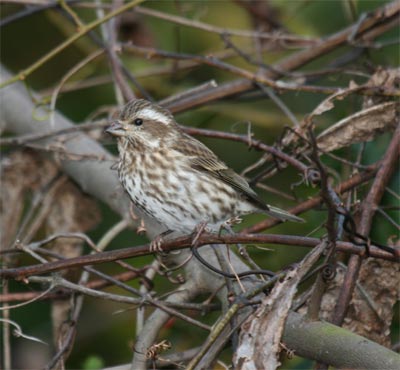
105, 99, 180, 148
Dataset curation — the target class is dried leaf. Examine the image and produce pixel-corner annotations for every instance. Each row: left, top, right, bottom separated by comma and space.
363, 67, 400, 108
313, 99, 335, 116
318, 248, 399, 348
234, 242, 326, 370
317, 101, 398, 152
0, 150, 59, 248
0, 150, 101, 353
282, 86, 363, 149
349, 80, 359, 89
345, 257, 400, 347
310, 86, 363, 119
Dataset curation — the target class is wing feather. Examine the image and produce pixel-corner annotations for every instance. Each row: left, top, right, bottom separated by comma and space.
172, 134, 269, 210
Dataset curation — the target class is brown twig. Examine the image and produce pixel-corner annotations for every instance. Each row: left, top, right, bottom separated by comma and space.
0, 270, 142, 304
121, 43, 400, 98
330, 123, 400, 326
182, 126, 309, 175
243, 163, 378, 233
134, 5, 317, 46
1, 232, 397, 280
101, 0, 136, 103
306, 129, 341, 322
0, 121, 108, 146
156, 1, 400, 113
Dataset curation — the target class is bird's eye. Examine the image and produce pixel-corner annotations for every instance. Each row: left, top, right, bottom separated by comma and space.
134, 118, 143, 126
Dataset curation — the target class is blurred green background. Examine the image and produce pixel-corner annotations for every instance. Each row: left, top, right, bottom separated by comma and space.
1, 0, 398, 369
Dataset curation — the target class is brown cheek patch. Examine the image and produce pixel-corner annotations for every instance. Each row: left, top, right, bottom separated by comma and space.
145, 120, 172, 138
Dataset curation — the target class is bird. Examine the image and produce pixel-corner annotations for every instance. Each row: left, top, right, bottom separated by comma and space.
106, 99, 303, 250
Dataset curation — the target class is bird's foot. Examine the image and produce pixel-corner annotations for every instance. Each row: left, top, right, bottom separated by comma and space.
136, 219, 147, 235
219, 216, 242, 236
149, 230, 173, 253
149, 236, 164, 253
225, 216, 242, 226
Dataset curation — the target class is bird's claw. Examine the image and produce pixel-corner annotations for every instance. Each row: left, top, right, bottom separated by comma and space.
218, 216, 242, 236
149, 230, 173, 254
149, 235, 164, 253
225, 216, 242, 226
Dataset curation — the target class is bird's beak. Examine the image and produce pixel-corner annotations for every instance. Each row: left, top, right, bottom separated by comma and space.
105, 121, 126, 137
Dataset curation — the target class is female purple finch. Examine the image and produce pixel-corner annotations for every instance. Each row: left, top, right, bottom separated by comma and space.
106, 99, 303, 248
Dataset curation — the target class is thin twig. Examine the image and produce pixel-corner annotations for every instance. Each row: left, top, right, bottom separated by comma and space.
0, 0, 146, 88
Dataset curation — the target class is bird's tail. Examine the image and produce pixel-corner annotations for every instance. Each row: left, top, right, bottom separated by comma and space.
265, 205, 304, 223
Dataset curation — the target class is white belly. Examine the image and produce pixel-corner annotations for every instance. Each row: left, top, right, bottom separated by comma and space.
119, 151, 251, 233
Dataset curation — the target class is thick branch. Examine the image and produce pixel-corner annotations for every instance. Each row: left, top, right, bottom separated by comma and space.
283, 312, 400, 370
0, 66, 131, 220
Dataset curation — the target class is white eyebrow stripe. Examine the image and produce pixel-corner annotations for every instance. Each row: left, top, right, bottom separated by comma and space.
138, 108, 171, 125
